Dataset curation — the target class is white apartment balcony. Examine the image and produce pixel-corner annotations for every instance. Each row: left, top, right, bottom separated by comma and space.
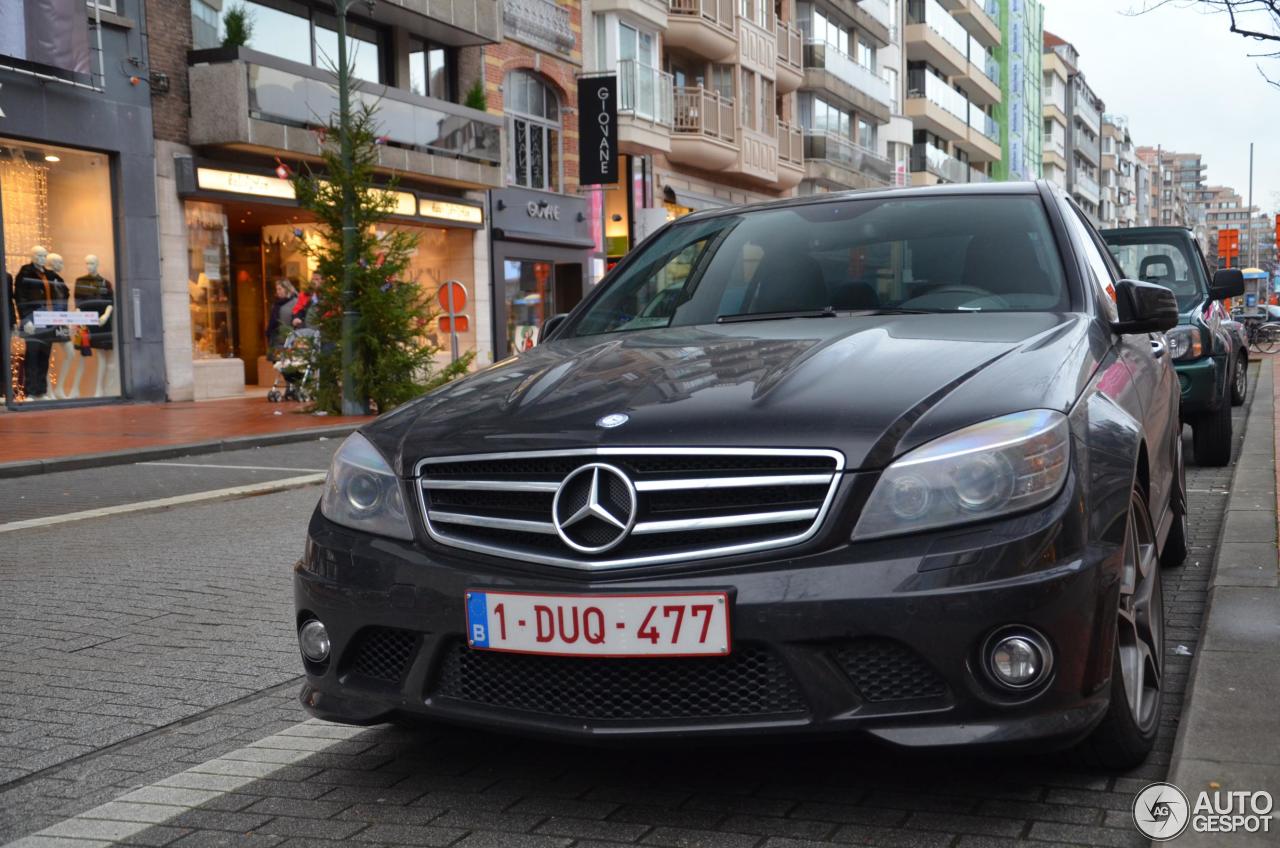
803, 40, 891, 123
1044, 135, 1066, 171
776, 19, 803, 93
910, 141, 984, 185
1073, 92, 1101, 134
956, 101, 1000, 162
905, 68, 968, 141
617, 60, 675, 154
963, 36, 1000, 106
188, 47, 503, 189
670, 86, 738, 170
804, 130, 892, 189
735, 118, 782, 184
1073, 131, 1099, 166
591, 0, 668, 30
667, 0, 736, 61
858, 0, 892, 32
1073, 170, 1101, 204
906, 0, 968, 78
776, 120, 804, 189
953, 0, 1000, 47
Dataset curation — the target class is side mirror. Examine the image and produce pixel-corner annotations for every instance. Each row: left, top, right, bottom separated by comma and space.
1112, 279, 1178, 334
540, 313, 569, 344
1210, 268, 1245, 301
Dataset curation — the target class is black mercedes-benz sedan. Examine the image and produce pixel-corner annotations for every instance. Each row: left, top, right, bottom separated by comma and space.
295, 182, 1184, 768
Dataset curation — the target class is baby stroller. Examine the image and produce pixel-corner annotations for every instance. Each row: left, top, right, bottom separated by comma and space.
266, 328, 318, 403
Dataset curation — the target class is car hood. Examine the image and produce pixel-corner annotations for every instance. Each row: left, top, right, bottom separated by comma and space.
369, 313, 1097, 475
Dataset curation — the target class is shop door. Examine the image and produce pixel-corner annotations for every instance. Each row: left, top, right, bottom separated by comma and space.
555, 263, 584, 316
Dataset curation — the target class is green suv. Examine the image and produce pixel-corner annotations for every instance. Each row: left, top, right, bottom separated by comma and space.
1103, 226, 1246, 466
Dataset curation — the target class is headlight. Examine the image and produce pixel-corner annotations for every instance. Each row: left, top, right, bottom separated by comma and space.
320, 433, 413, 540
1167, 326, 1203, 360
852, 410, 1070, 541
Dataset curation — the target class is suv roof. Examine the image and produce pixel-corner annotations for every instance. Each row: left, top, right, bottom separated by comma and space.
1100, 226, 1195, 237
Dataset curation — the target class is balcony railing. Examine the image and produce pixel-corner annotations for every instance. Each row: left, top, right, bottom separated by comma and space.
195, 47, 502, 165
858, 0, 892, 30
618, 60, 674, 126
968, 102, 998, 141
804, 40, 892, 108
980, 0, 999, 25
738, 0, 774, 30
777, 120, 803, 165
910, 141, 973, 183
670, 0, 735, 33
777, 19, 803, 70
673, 86, 736, 142
1073, 92, 1101, 128
969, 36, 999, 86
1046, 136, 1066, 158
908, 0, 969, 57
1074, 170, 1101, 199
907, 67, 968, 123
805, 131, 892, 183
968, 164, 989, 183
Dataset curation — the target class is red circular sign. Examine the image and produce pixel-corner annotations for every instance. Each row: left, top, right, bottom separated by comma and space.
438, 281, 467, 314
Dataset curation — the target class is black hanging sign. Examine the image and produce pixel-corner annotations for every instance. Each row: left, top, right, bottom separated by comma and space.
578, 75, 618, 185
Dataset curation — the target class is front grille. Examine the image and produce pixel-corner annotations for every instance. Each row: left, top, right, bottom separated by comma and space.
347, 627, 418, 683
431, 641, 807, 721
417, 448, 843, 569
835, 639, 949, 702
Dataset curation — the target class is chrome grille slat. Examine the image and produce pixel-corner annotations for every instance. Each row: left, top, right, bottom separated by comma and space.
416, 447, 845, 571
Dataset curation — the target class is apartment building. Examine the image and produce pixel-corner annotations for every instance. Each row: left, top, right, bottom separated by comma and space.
1199, 185, 1256, 267
1100, 115, 1139, 229
1137, 146, 1190, 230
1040, 31, 1068, 189
992, 0, 1042, 182
150, 0, 504, 400
903, 0, 1002, 186
1041, 31, 1103, 221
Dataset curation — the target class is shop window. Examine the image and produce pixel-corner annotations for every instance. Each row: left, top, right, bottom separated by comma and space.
504, 259, 555, 352
3, 140, 120, 404
506, 71, 561, 193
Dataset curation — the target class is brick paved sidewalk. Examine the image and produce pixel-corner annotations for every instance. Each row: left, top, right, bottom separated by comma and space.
0, 396, 371, 476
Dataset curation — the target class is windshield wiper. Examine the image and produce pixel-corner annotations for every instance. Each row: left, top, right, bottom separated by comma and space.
716, 308, 837, 324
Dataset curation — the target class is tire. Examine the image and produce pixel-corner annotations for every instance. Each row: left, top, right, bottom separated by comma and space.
1192, 399, 1232, 467
1161, 436, 1188, 568
1080, 486, 1164, 770
1258, 324, 1280, 354
1231, 351, 1248, 406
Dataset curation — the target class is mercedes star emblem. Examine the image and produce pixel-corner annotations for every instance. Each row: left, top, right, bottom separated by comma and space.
596, 413, 629, 429
552, 463, 638, 554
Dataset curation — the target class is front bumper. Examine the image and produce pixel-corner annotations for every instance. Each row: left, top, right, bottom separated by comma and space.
1175, 355, 1225, 414
294, 473, 1121, 751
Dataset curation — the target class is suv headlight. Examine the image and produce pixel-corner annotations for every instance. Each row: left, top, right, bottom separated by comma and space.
1167, 326, 1203, 361
852, 410, 1070, 541
320, 433, 413, 540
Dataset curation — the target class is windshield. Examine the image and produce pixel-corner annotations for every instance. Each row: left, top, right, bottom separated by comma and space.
566, 195, 1070, 337
1104, 233, 1207, 312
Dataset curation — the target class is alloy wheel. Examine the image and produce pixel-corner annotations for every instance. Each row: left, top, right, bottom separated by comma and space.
1117, 490, 1163, 733
1235, 356, 1248, 398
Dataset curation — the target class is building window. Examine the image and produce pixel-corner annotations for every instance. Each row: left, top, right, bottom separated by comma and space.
191, 0, 221, 49
409, 39, 453, 100
740, 68, 756, 129
234, 0, 387, 83
857, 117, 874, 150
505, 70, 561, 192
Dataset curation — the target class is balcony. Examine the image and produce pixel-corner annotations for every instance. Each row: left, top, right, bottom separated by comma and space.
736, 0, 778, 79
591, 0, 668, 30
803, 41, 891, 123
804, 130, 892, 189
617, 60, 674, 153
1044, 135, 1066, 170
1073, 170, 1101, 203
667, 0, 736, 61
735, 119, 781, 184
956, 101, 1000, 161
1073, 91, 1101, 132
187, 47, 502, 189
670, 86, 738, 170
777, 120, 804, 188
909, 141, 973, 185
906, 0, 968, 77
905, 68, 968, 140
502, 0, 574, 55
1073, 130, 1099, 166
383, 0, 501, 44
776, 19, 803, 93
858, 0, 893, 33
964, 37, 1000, 105
954, 0, 1000, 47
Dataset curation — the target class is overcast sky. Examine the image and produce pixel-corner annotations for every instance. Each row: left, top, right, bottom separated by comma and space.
1043, 0, 1278, 213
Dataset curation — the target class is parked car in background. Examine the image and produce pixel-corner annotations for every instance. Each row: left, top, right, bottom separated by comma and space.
298, 183, 1182, 769
1103, 227, 1246, 466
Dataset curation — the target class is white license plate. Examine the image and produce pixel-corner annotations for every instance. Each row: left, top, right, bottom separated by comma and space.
465, 591, 731, 657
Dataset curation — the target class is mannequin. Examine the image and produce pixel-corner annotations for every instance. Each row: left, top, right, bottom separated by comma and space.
13, 245, 68, 401
45, 253, 78, 400
73, 255, 115, 398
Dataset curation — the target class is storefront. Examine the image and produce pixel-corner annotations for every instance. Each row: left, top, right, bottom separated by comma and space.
0, 0, 163, 409
172, 158, 486, 399
490, 187, 596, 358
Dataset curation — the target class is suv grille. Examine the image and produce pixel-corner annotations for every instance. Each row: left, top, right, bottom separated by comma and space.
417, 448, 843, 570
431, 641, 807, 721
347, 627, 418, 684
835, 639, 949, 702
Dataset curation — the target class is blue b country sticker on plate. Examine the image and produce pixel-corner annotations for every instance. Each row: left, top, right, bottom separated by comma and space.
466, 592, 490, 648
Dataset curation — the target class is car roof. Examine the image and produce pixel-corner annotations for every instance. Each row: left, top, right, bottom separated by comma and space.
1099, 225, 1194, 238
676, 180, 1049, 224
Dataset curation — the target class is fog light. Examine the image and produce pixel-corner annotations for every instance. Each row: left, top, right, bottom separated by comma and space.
299, 619, 330, 663
984, 629, 1052, 691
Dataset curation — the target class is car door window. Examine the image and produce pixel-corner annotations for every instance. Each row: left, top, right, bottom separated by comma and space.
1062, 204, 1118, 322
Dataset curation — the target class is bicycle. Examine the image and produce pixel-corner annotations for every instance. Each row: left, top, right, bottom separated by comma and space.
1239, 316, 1280, 354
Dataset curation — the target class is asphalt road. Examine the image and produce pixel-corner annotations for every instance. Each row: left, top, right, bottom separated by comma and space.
0, 371, 1254, 848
